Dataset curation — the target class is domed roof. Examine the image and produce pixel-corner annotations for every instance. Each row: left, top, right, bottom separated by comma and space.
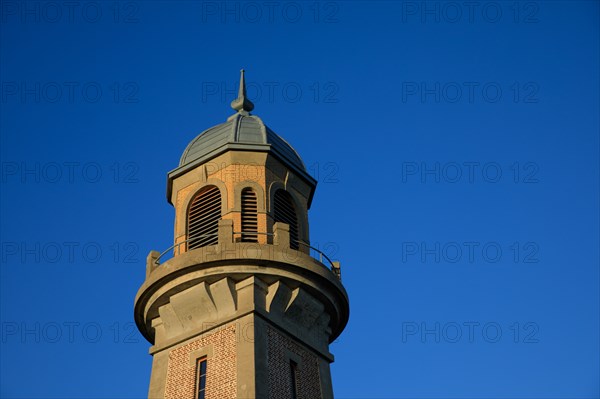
178, 112, 306, 172
166, 70, 316, 205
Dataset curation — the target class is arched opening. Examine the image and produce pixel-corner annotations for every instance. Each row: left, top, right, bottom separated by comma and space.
273, 189, 299, 250
187, 185, 221, 249
241, 188, 258, 242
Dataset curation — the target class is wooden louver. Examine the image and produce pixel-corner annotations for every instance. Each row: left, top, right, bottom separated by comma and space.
187, 185, 221, 250
273, 189, 299, 250
241, 188, 258, 242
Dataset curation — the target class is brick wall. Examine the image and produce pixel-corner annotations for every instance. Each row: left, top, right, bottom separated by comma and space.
164, 325, 237, 399
267, 326, 322, 399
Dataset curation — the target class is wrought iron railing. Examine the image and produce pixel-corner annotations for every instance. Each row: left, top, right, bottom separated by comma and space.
153, 231, 336, 271
154, 233, 218, 265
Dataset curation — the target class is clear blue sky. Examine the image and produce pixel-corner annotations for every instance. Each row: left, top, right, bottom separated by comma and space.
1, 1, 598, 398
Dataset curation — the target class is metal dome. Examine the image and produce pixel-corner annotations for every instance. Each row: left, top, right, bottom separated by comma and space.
178, 112, 306, 172
166, 70, 316, 205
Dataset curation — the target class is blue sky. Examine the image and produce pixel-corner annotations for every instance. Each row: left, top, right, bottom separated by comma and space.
1, 1, 598, 398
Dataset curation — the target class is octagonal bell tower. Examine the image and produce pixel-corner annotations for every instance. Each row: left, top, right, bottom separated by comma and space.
134, 70, 349, 399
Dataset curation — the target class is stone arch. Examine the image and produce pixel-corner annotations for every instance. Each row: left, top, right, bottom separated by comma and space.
233, 180, 266, 212
268, 181, 309, 246
176, 178, 228, 243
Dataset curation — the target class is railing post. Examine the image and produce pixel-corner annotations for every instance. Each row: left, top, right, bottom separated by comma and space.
146, 250, 160, 278
218, 219, 234, 244
174, 235, 185, 256
332, 261, 342, 281
273, 222, 290, 248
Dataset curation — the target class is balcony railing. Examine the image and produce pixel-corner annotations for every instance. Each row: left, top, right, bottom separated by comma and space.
150, 221, 341, 280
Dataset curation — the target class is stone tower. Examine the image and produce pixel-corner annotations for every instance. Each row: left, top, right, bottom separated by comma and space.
134, 70, 349, 399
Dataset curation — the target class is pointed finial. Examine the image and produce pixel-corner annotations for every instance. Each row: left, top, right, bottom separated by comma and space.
230, 69, 254, 113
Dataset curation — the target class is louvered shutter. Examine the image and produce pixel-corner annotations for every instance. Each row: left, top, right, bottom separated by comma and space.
187, 186, 221, 249
241, 188, 258, 242
273, 190, 299, 250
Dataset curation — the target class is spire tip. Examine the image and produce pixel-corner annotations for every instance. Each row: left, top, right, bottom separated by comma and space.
231, 69, 254, 113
